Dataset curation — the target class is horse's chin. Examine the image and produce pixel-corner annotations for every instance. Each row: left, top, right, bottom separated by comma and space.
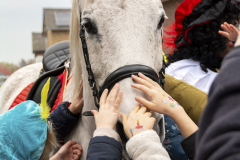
118, 78, 147, 117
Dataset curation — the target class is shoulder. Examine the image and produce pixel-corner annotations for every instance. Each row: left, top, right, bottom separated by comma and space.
195, 46, 240, 160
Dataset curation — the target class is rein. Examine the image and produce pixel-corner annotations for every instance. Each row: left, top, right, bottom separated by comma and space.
79, 14, 166, 116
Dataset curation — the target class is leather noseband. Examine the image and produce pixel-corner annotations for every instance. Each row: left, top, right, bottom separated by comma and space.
99, 64, 160, 97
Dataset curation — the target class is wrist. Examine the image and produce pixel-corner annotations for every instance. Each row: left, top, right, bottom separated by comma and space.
167, 106, 185, 119
94, 127, 121, 142
49, 153, 59, 160
97, 124, 114, 130
69, 104, 79, 115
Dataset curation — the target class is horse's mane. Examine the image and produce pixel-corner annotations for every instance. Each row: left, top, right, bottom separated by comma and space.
70, 0, 82, 100
39, 122, 58, 160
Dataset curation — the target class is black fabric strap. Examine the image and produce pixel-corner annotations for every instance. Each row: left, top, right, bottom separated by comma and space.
79, 15, 100, 108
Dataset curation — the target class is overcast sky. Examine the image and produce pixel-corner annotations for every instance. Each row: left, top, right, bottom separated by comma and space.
0, 0, 71, 64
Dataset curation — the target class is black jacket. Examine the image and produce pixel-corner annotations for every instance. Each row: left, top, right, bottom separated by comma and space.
182, 46, 240, 160
49, 101, 79, 143
87, 136, 122, 160
195, 46, 240, 159
181, 131, 196, 160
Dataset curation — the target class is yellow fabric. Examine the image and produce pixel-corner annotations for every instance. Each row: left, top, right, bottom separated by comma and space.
165, 74, 207, 124
163, 52, 167, 63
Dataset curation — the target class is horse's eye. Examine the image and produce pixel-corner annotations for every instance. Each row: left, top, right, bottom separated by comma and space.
83, 22, 97, 34
158, 16, 165, 29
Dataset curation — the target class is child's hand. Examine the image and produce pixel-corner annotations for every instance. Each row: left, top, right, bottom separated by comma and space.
50, 141, 82, 160
69, 80, 84, 115
219, 22, 239, 42
131, 73, 199, 139
131, 73, 181, 116
120, 105, 156, 138
92, 84, 122, 130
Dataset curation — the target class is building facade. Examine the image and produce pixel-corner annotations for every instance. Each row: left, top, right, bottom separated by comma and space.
32, 1, 184, 62
32, 9, 71, 62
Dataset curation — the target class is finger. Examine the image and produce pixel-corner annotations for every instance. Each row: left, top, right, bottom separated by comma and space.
219, 30, 230, 38
131, 83, 153, 98
129, 104, 141, 114
131, 74, 153, 89
114, 91, 123, 109
144, 112, 152, 117
91, 110, 99, 119
230, 24, 239, 34
222, 23, 231, 33
107, 83, 119, 104
135, 96, 154, 109
73, 149, 81, 155
63, 140, 75, 148
138, 106, 147, 114
77, 98, 84, 108
72, 144, 82, 150
226, 23, 233, 33
151, 117, 156, 122
120, 113, 128, 127
73, 154, 80, 160
75, 150, 82, 156
100, 89, 108, 106
70, 141, 77, 145
138, 72, 159, 87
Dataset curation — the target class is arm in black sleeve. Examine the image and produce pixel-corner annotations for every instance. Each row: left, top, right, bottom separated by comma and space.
195, 46, 240, 160
48, 101, 79, 143
87, 136, 122, 160
181, 131, 197, 160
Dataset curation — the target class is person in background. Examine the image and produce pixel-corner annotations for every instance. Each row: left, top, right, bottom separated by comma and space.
166, 0, 240, 91
162, 0, 240, 159
195, 26, 240, 160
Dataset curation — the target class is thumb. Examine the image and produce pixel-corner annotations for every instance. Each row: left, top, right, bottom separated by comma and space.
120, 113, 128, 127
63, 140, 76, 148
78, 98, 84, 108
91, 110, 99, 119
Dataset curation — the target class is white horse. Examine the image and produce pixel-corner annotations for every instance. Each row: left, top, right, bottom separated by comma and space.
0, 0, 167, 159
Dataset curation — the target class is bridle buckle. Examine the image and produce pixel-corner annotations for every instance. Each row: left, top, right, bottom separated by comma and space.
91, 82, 95, 90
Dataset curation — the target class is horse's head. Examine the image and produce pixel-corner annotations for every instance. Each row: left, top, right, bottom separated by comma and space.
70, 0, 166, 132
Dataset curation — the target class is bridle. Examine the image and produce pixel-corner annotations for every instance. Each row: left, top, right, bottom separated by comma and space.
79, 14, 167, 116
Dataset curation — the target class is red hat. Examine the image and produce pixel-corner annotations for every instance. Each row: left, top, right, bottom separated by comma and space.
175, 0, 202, 41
